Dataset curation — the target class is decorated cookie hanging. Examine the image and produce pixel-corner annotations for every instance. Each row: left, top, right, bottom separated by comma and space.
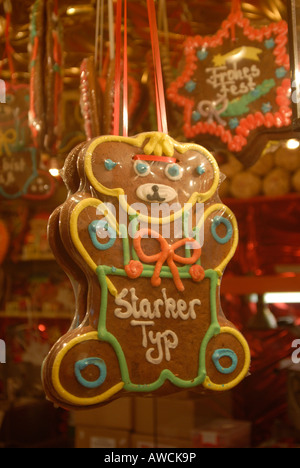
80, 56, 103, 140
0, 83, 38, 200
167, 0, 292, 167
42, 132, 251, 410
44, 0, 64, 154
29, 0, 64, 153
22, 170, 56, 201
42, 0, 250, 410
28, 0, 46, 149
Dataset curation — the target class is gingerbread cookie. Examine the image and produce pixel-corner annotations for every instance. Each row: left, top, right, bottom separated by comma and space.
102, 58, 116, 135
29, 0, 46, 149
42, 143, 90, 407
80, 56, 103, 140
44, 0, 64, 154
29, 0, 64, 153
42, 132, 250, 409
167, 9, 291, 167
0, 82, 40, 200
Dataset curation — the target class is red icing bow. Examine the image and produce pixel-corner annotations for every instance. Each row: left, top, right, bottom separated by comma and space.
127, 228, 204, 292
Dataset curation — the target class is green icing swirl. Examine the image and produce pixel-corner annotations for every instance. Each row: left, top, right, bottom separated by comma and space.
221, 79, 276, 117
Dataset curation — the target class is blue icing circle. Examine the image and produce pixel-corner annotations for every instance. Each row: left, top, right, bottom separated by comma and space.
105, 159, 117, 171
185, 80, 196, 93
197, 49, 208, 61
212, 349, 238, 375
211, 216, 233, 244
192, 111, 201, 122
168, 164, 180, 177
276, 67, 287, 79
196, 165, 206, 175
264, 38, 275, 49
261, 102, 272, 114
74, 357, 107, 389
229, 118, 239, 130
89, 219, 116, 250
136, 162, 149, 175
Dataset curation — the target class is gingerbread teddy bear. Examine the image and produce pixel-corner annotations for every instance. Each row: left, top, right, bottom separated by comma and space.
42, 132, 250, 410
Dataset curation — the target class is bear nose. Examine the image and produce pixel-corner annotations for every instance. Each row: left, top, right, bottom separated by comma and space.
152, 185, 159, 193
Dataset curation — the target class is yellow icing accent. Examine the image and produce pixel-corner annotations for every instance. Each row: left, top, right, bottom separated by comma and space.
84, 132, 220, 225
70, 197, 119, 296
213, 46, 262, 67
203, 326, 251, 391
51, 331, 124, 406
0, 129, 17, 157
197, 203, 239, 274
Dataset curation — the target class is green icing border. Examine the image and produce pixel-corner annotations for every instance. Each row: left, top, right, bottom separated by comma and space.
96, 265, 220, 392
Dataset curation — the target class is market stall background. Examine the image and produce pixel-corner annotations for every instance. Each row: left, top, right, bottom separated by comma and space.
0, 0, 299, 448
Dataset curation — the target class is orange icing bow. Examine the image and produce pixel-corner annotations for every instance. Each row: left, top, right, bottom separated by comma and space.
132, 228, 202, 292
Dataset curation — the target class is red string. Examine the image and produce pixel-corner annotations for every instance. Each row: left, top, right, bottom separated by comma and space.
230, 0, 241, 41
113, 0, 168, 136
123, 0, 128, 137
147, 0, 168, 135
113, 0, 123, 136
113, 0, 128, 137
231, 0, 241, 14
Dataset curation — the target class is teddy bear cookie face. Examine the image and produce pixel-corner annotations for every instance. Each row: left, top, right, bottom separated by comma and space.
83, 133, 219, 212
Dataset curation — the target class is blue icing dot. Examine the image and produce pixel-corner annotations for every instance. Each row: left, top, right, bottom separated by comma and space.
197, 49, 208, 61
250, 88, 260, 98
185, 80, 196, 93
229, 118, 239, 129
265, 38, 275, 49
192, 111, 201, 122
168, 164, 180, 177
196, 165, 206, 175
105, 159, 117, 171
261, 102, 272, 114
136, 162, 149, 174
276, 67, 287, 79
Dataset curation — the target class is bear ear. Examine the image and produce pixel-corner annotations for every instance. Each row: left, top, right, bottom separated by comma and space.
62, 142, 86, 194
176, 146, 220, 202
81, 137, 136, 198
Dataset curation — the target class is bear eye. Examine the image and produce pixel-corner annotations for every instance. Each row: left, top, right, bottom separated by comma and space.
134, 161, 151, 177
196, 165, 206, 175
104, 159, 117, 171
165, 163, 183, 181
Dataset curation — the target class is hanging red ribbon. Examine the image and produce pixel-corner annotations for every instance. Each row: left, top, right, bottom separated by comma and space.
123, 0, 128, 137
113, 0, 129, 137
147, 0, 168, 135
113, 0, 168, 136
231, 0, 241, 14
0, 11, 16, 81
230, 0, 242, 41
113, 0, 123, 136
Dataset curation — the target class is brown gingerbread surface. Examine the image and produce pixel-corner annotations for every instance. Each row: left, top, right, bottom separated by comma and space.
42, 132, 250, 409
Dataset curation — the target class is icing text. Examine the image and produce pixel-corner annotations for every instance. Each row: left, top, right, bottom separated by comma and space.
114, 288, 201, 365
